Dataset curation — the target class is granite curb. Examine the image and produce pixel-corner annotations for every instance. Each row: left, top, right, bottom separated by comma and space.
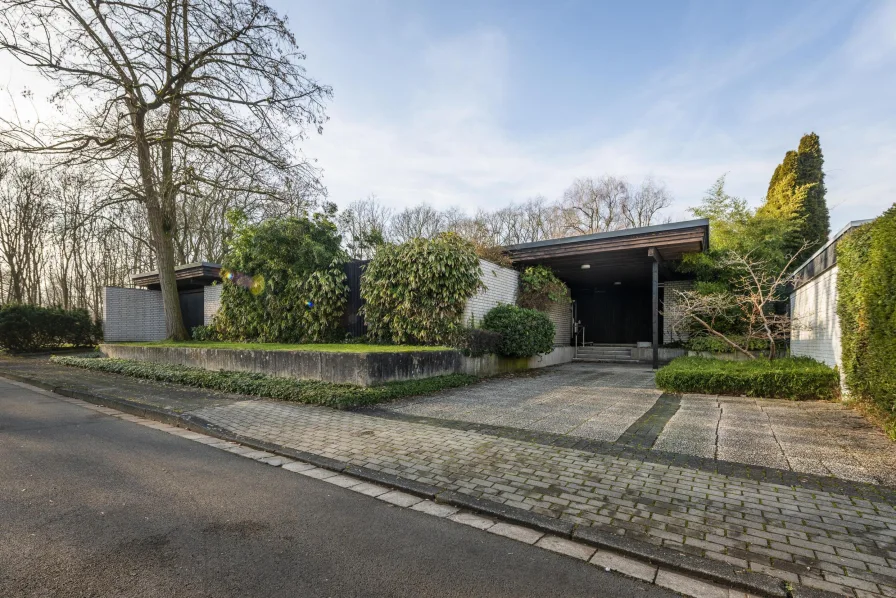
0, 370, 844, 598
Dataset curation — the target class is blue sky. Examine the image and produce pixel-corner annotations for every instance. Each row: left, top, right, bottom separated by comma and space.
281, 0, 896, 234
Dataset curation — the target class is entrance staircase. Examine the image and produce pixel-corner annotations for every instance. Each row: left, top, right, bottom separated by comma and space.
574, 343, 638, 363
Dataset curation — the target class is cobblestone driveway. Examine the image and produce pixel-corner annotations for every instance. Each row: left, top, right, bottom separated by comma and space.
384, 363, 896, 486
194, 398, 896, 597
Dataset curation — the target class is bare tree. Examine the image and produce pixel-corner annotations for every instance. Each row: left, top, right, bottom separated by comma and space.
0, 0, 331, 339
670, 245, 808, 359
338, 195, 392, 260
389, 204, 444, 242
0, 158, 53, 304
622, 177, 673, 228
560, 176, 629, 235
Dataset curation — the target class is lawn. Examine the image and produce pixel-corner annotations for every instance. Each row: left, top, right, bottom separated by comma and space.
115, 341, 452, 353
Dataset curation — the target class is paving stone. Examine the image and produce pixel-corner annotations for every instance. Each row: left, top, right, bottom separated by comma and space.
410, 500, 459, 518
321, 474, 363, 489
534, 535, 596, 560
281, 461, 316, 473
378, 491, 423, 508
294, 467, 339, 480
351, 482, 391, 497
448, 511, 495, 530
487, 522, 544, 544
589, 550, 658, 583
654, 569, 729, 598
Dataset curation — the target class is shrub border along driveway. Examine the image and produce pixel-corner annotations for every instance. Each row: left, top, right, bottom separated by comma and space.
52, 355, 476, 408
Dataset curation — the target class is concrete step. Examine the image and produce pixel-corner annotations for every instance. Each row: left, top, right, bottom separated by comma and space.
577, 350, 632, 355
573, 357, 641, 364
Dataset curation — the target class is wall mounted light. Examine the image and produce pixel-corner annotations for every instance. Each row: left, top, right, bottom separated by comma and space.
581, 264, 591, 270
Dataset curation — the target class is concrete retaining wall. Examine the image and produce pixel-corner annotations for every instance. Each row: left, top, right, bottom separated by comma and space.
103, 287, 166, 342
98, 344, 575, 386
631, 347, 687, 364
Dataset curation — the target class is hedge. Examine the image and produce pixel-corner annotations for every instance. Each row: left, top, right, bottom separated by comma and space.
655, 356, 839, 400
0, 304, 101, 353
837, 206, 896, 426
51, 356, 477, 409
481, 304, 554, 358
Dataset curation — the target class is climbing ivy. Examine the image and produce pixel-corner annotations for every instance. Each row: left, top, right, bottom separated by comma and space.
361, 233, 482, 345
517, 265, 570, 311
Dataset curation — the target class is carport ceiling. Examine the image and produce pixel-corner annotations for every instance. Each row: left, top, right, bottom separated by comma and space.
503, 219, 709, 287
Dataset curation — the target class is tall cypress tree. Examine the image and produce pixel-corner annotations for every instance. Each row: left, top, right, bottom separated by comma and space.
760, 133, 830, 259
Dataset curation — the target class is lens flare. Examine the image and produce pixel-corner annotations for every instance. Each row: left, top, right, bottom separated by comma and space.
250, 275, 265, 295
305, 300, 314, 309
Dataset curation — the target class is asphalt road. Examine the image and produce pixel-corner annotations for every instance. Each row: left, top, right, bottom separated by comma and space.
0, 378, 675, 598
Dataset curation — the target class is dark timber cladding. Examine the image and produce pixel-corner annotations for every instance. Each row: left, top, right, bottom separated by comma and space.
505, 220, 709, 369
132, 262, 222, 290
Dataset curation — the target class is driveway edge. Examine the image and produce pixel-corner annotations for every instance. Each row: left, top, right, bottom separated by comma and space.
1, 370, 841, 598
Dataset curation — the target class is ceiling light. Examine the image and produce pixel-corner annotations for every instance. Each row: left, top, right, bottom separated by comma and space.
580, 264, 591, 270
614, 281, 622, 285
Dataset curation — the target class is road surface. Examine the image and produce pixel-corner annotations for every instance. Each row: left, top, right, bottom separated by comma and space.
0, 378, 673, 597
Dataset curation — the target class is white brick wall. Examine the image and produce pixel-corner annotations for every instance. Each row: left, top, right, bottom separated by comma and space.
463, 259, 519, 327
545, 299, 572, 346
662, 280, 693, 344
790, 266, 840, 368
103, 287, 166, 342
204, 284, 222, 325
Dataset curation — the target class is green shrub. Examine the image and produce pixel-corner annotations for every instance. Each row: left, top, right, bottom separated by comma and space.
213, 213, 348, 343
361, 233, 482, 345
452, 328, 503, 357
685, 334, 770, 353
0, 304, 100, 353
517, 265, 570, 311
190, 325, 217, 341
481, 304, 554, 358
837, 207, 896, 420
655, 356, 839, 400
51, 355, 477, 409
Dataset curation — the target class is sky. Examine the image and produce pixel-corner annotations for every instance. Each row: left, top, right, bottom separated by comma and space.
278, 0, 896, 235
1, 0, 894, 236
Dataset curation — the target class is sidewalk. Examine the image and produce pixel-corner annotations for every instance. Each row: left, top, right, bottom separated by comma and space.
2, 358, 894, 598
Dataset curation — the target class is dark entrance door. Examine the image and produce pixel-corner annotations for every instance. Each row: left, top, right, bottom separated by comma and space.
178, 289, 205, 331
572, 285, 652, 344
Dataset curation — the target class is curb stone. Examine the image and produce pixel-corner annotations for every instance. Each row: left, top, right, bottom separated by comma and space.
0, 370, 845, 598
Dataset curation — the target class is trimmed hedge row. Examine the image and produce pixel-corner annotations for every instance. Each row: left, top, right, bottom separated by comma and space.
0, 305, 101, 353
655, 356, 839, 400
837, 206, 896, 427
51, 356, 476, 409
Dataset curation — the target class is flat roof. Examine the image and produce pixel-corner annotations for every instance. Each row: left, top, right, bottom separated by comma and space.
132, 262, 222, 290
503, 219, 710, 251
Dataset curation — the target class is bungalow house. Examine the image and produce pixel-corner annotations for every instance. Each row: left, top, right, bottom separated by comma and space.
104, 219, 710, 369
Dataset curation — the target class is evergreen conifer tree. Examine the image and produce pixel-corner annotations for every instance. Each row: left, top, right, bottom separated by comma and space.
759, 133, 830, 260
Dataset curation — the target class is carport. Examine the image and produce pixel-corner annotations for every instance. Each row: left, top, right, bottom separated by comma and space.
504, 220, 709, 368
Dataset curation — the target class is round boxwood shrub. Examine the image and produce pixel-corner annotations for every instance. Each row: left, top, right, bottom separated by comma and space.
481, 304, 555, 358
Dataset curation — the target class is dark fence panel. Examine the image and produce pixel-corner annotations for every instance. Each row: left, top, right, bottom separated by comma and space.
343, 260, 368, 337
179, 289, 205, 331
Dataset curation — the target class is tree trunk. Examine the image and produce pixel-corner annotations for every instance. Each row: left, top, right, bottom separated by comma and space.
130, 103, 188, 340
146, 198, 188, 340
